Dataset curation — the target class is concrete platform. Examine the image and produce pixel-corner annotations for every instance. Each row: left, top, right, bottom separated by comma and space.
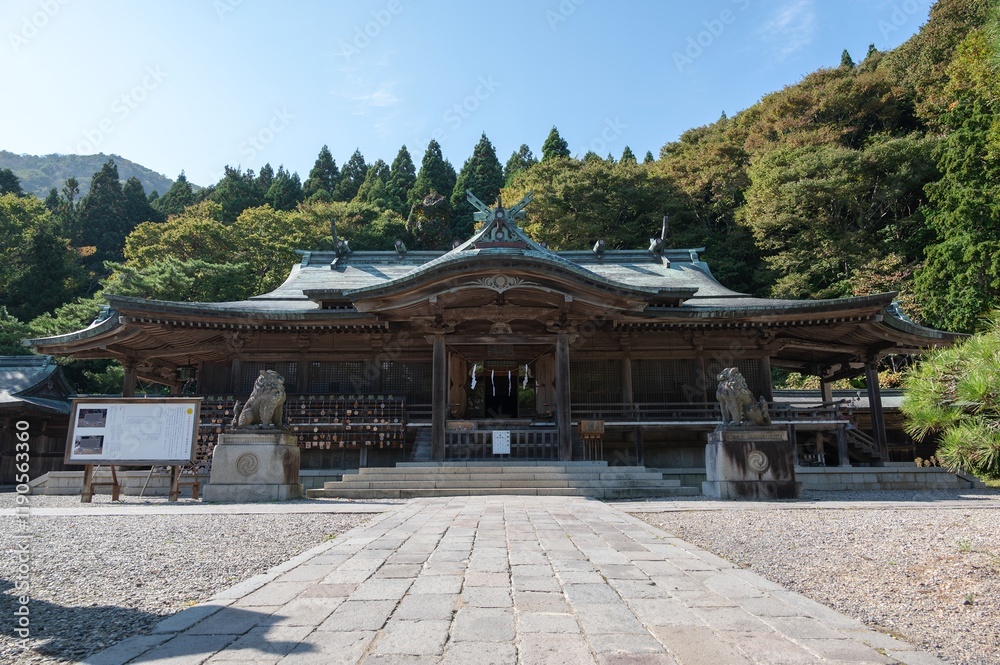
87, 496, 946, 664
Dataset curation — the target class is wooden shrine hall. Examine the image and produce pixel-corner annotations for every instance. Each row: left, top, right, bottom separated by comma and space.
27, 193, 959, 473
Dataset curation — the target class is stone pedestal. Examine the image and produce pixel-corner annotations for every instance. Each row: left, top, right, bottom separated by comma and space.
702, 426, 801, 500
203, 430, 302, 502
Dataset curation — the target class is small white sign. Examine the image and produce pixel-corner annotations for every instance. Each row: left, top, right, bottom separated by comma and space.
492, 430, 511, 455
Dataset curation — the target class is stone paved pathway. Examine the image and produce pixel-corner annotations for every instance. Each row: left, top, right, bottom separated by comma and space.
87, 496, 944, 664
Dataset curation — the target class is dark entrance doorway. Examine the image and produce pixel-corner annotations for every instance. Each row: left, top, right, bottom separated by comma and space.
484, 371, 518, 418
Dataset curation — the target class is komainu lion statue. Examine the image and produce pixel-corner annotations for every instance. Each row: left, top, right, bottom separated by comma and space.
233, 370, 286, 428
716, 367, 771, 426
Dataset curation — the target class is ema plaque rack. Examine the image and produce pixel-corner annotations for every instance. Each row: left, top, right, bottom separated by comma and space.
197, 394, 407, 465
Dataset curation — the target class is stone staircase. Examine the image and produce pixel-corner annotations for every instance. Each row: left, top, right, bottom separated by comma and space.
409, 428, 433, 462
306, 461, 701, 500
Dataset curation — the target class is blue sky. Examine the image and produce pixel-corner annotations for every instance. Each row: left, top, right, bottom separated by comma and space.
2, 0, 936, 188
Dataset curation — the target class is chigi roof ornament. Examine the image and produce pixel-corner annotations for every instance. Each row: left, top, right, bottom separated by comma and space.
468, 191, 534, 249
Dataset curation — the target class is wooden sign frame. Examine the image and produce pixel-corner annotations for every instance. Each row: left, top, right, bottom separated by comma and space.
64, 397, 202, 465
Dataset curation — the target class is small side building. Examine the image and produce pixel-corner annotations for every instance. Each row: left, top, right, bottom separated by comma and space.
0, 355, 74, 485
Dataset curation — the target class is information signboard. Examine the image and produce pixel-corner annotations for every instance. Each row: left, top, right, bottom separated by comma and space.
492, 430, 511, 455
64, 397, 202, 465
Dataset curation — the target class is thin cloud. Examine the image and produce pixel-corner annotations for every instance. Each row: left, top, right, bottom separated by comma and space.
758, 0, 816, 61
335, 81, 400, 116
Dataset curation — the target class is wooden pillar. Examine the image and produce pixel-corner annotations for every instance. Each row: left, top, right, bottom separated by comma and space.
696, 354, 709, 403
556, 333, 572, 461
865, 362, 888, 462
820, 379, 833, 405
836, 424, 851, 467
297, 360, 310, 393
230, 358, 243, 394
122, 362, 137, 397
758, 355, 773, 402
621, 353, 635, 409
621, 354, 643, 464
535, 353, 556, 415
431, 335, 447, 462
448, 352, 468, 418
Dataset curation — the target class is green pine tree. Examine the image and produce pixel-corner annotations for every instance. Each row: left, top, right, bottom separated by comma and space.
914, 30, 1000, 332
620, 146, 637, 164
0, 169, 24, 197
153, 172, 195, 217
211, 166, 265, 224
264, 166, 304, 211
643, 151, 655, 164
335, 150, 368, 201
408, 140, 457, 212
303, 145, 340, 201
79, 159, 127, 264
355, 159, 392, 209
123, 176, 164, 228
504, 144, 537, 184
450, 133, 504, 238
840, 49, 855, 68
542, 126, 570, 161
6, 218, 84, 321
257, 163, 274, 195
386, 146, 416, 216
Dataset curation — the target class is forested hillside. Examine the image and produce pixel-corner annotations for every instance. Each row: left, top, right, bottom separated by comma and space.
0, 151, 177, 199
0, 0, 996, 393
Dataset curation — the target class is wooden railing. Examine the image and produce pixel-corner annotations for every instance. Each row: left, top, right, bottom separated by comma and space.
444, 429, 558, 461
571, 401, 844, 423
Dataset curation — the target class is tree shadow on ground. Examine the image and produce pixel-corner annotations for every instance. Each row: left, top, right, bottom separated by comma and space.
0, 579, 311, 662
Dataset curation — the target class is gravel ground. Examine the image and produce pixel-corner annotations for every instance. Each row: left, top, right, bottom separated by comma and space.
634, 498, 1000, 665
0, 504, 374, 664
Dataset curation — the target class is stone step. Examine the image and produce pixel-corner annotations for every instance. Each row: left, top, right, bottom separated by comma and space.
358, 464, 633, 475
336, 471, 668, 483
323, 478, 682, 490
305, 486, 701, 500
393, 461, 610, 468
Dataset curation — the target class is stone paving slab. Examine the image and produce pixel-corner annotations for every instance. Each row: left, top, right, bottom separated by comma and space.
87, 496, 946, 664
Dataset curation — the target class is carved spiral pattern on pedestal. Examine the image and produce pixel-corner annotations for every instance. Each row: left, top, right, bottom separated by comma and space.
236, 452, 260, 477
746, 449, 769, 474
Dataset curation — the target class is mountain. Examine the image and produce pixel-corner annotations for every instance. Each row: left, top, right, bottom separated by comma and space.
0, 151, 178, 199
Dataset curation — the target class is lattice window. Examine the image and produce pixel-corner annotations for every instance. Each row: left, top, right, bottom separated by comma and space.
241, 361, 298, 394
306, 361, 432, 402
378, 362, 432, 403
632, 360, 697, 403
306, 362, 373, 394
199, 362, 231, 394
570, 360, 621, 405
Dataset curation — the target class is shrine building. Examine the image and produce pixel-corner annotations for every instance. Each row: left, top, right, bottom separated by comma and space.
26, 194, 959, 478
